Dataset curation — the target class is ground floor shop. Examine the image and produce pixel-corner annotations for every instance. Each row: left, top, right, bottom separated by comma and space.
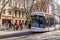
45, 13, 55, 26
0, 15, 26, 29
45, 13, 59, 26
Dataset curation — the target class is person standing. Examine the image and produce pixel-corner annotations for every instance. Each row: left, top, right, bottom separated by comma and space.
25, 21, 28, 29
28, 22, 31, 29
5, 21, 9, 30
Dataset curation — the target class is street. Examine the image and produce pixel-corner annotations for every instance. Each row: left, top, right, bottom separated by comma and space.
0, 0, 60, 40
0, 31, 60, 40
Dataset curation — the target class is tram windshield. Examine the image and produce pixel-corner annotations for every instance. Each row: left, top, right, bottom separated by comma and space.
31, 15, 45, 28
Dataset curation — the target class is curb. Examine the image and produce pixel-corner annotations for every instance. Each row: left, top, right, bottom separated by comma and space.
0, 31, 30, 39
0, 31, 29, 35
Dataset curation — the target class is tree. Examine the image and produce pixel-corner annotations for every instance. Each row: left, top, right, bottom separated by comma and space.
33, 0, 53, 12
24, 0, 35, 20
0, 0, 9, 19
24, 0, 53, 21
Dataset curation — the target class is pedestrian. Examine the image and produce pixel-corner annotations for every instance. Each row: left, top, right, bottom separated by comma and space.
2, 23, 6, 30
14, 20, 19, 30
19, 21, 23, 30
12, 23, 15, 31
5, 21, 10, 30
9, 22, 12, 30
28, 22, 31, 29
25, 21, 28, 26
25, 21, 28, 29
16, 20, 19, 30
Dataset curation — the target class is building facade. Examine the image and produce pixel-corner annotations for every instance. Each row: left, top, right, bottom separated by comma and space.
32, 0, 53, 13
24, 0, 55, 22
0, 0, 26, 28
53, 0, 60, 24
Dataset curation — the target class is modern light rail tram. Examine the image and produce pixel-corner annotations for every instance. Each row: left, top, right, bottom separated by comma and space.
30, 12, 59, 32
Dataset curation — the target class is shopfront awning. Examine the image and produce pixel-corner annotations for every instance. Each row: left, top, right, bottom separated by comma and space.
45, 13, 55, 18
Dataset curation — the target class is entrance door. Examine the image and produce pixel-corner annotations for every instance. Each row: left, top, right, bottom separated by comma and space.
2, 19, 11, 26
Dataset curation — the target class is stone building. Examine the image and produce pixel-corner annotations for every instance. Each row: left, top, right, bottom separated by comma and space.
0, 0, 26, 28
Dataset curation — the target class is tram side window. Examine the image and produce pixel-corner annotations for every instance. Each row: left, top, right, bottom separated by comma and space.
50, 18, 54, 27
46, 19, 50, 26
45, 18, 55, 27
55, 20, 59, 24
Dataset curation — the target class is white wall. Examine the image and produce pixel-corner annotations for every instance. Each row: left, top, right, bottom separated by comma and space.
49, 5, 52, 14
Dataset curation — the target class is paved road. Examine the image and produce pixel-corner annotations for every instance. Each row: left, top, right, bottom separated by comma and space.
0, 31, 60, 40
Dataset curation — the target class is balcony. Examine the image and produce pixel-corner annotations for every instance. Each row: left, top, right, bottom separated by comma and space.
13, 7, 20, 11
13, 6, 26, 11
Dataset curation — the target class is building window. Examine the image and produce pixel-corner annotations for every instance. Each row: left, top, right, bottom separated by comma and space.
22, 13, 24, 17
21, 5, 23, 8
9, 0, 12, 6
15, 11, 17, 17
3, 10, 5, 14
0, 0, 1, 2
2, 0, 5, 4
19, 12, 20, 17
20, 12, 22, 17
48, 7, 49, 13
22, 20, 24, 24
19, 4, 20, 8
8, 11, 11, 15
19, 20, 21, 22
21, 12, 23, 17
15, 3, 17, 7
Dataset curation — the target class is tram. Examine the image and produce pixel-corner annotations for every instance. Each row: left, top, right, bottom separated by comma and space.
30, 12, 57, 32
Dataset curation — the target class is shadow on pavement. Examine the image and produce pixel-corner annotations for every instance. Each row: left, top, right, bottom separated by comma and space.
0, 31, 47, 39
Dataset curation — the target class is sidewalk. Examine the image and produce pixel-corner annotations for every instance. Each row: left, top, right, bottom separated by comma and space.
0, 29, 30, 36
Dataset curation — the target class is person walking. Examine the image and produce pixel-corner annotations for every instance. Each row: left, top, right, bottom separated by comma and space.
12, 23, 15, 31
19, 21, 23, 30
14, 20, 19, 30
16, 20, 19, 30
5, 21, 9, 30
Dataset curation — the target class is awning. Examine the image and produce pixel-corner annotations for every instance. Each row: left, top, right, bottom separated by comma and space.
45, 13, 55, 18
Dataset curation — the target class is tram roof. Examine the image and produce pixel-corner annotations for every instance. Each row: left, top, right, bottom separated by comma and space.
31, 12, 45, 16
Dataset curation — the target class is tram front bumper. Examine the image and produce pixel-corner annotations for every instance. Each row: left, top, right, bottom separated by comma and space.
31, 27, 48, 32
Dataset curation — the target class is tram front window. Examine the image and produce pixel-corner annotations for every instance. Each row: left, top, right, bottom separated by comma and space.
31, 15, 45, 28
39, 16, 45, 28
31, 15, 39, 27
